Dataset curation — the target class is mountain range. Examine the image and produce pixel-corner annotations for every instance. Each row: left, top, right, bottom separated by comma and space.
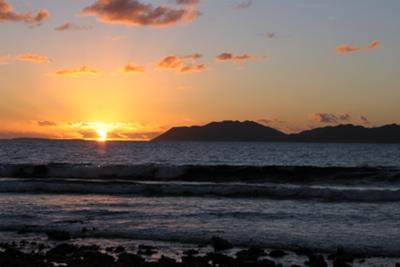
152, 120, 400, 143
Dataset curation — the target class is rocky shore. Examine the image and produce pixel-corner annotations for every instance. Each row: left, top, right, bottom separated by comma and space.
1, 235, 399, 267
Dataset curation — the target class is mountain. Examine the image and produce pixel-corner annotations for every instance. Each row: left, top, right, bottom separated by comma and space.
152, 120, 287, 142
152, 121, 400, 143
291, 124, 400, 143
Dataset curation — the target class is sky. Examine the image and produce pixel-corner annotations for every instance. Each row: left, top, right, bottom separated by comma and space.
0, 0, 399, 140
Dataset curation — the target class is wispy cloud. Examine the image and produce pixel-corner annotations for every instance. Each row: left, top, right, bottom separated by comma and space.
37, 120, 57, 127
336, 40, 381, 54
257, 118, 284, 125
0, 0, 49, 26
263, 32, 278, 39
121, 63, 146, 74
235, 0, 252, 10
310, 113, 352, 124
338, 113, 351, 121
1, 53, 50, 64
216, 52, 263, 63
55, 66, 102, 77
158, 53, 206, 73
55, 22, 93, 32
80, 0, 200, 27
16, 53, 50, 63
360, 115, 370, 125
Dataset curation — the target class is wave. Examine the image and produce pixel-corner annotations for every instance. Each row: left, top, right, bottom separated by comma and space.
0, 179, 399, 202
0, 163, 399, 184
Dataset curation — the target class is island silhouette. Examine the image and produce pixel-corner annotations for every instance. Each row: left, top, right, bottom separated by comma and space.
153, 120, 400, 143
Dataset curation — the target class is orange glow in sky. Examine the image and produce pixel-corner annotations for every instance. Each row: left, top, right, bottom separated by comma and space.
0, 1, 399, 140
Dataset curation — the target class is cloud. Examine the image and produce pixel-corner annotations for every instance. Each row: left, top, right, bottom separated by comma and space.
257, 118, 284, 125
236, 0, 252, 10
338, 113, 351, 121
264, 32, 277, 39
158, 53, 206, 73
0, 0, 49, 25
310, 113, 338, 123
55, 66, 102, 77
121, 63, 146, 74
55, 22, 93, 31
216, 52, 263, 63
180, 64, 206, 73
80, 0, 200, 27
78, 130, 99, 139
37, 120, 57, 127
175, 0, 200, 5
16, 53, 50, 63
1, 53, 50, 64
310, 113, 353, 124
360, 115, 370, 124
366, 40, 380, 49
336, 40, 381, 54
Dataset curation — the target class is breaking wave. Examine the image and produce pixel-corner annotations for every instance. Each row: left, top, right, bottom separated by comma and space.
0, 163, 399, 184
0, 178, 399, 202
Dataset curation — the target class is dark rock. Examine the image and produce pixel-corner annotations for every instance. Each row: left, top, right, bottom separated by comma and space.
236, 247, 267, 262
46, 230, 71, 241
333, 259, 352, 267
138, 244, 157, 255
328, 248, 353, 263
138, 244, 156, 251
269, 249, 287, 258
38, 243, 45, 251
181, 255, 209, 267
210, 236, 233, 251
46, 243, 77, 261
70, 250, 115, 267
206, 252, 235, 266
117, 252, 144, 266
307, 254, 327, 267
0, 248, 47, 267
294, 247, 313, 256
395, 263, 400, 267
257, 259, 277, 267
74, 244, 101, 257
158, 256, 178, 267
114, 246, 125, 254
183, 249, 199, 256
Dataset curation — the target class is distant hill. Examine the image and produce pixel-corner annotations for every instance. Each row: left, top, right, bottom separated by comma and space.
152, 121, 400, 143
152, 120, 287, 142
291, 124, 400, 143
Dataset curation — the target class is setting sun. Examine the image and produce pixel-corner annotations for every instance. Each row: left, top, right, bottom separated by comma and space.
97, 128, 107, 142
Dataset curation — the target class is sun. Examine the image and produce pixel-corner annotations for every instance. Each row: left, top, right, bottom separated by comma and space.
97, 128, 108, 142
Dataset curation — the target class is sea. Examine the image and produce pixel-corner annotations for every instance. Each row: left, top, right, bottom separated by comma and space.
0, 140, 400, 264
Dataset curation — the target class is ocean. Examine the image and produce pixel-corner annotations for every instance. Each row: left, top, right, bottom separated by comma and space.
0, 140, 400, 264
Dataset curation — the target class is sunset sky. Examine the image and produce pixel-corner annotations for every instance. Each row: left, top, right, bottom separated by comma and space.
1, 0, 399, 140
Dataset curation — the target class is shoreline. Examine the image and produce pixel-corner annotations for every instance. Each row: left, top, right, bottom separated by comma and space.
0, 232, 399, 267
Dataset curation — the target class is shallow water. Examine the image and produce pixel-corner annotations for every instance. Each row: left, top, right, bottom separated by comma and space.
0, 140, 399, 259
